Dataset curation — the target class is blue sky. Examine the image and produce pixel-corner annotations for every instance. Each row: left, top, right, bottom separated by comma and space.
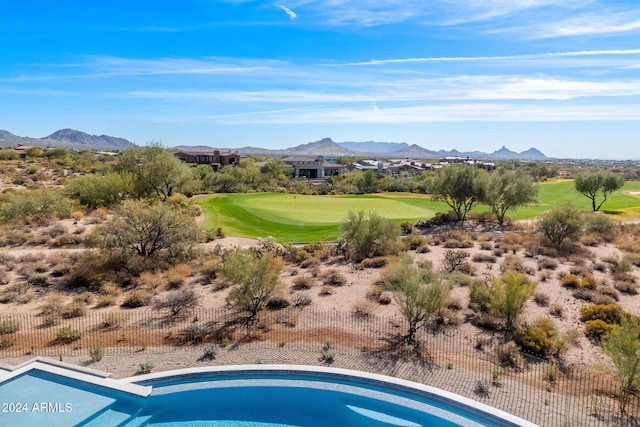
2, 1, 640, 159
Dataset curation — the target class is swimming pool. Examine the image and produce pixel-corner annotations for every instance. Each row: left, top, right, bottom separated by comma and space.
128, 365, 537, 427
0, 360, 537, 426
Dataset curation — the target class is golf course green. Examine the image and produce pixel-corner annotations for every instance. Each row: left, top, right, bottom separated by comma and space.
196, 181, 640, 242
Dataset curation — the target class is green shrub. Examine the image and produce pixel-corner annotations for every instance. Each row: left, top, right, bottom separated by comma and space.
585, 319, 619, 343
121, 290, 152, 308
0, 319, 20, 335
89, 347, 104, 362
56, 326, 83, 343
138, 362, 153, 374
514, 318, 558, 358
580, 304, 624, 325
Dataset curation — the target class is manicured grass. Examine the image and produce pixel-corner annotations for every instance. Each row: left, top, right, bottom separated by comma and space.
196, 181, 640, 241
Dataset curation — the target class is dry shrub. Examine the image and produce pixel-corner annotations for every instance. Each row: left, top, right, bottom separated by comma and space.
100, 283, 122, 297
416, 244, 431, 254
61, 301, 87, 318
495, 341, 524, 370
361, 256, 388, 269
377, 292, 392, 305
441, 229, 473, 248
266, 293, 291, 310
403, 235, 426, 251
433, 308, 462, 328
0, 283, 33, 304
614, 280, 638, 295
40, 292, 65, 326
471, 253, 497, 263
292, 275, 314, 290
291, 293, 312, 308
534, 292, 550, 306
300, 257, 320, 269
560, 273, 581, 289
352, 298, 376, 319
596, 285, 618, 301
137, 271, 164, 290
537, 257, 558, 271
166, 264, 193, 289
320, 268, 347, 286
278, 310, 299, 327
549, 303, 563, 318
500, 255, 533, 275
154, 289, 199, 318
319, 286, 334, 296
95, 295, 116, 308
442, 250, 470, 273
121, 290, 152, 308
200, 256, 220, 281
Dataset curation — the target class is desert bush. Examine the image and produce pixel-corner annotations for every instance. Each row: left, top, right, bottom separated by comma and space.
340, 210, 400, 260
597, 285, 619, 301
495, 341, 524, 370
441, 229, 474, 248
580, 304, 624, 325
55, 326, 83, 343
89, 347, 104, 362
0, 319, 20, 335
352, 299, 376, 319
292, 275, 314, 290
500, 255, 533, 275
199, 256, 220, 281
537, 257, 558, 271
138, 362, 154, 374
377, 292, 392, 305
318, 286, 334, 296
534, 292, 550, 307
154, 289, 199, 318
471, 253, 497, 264
122, 290, 152, 308
0, 283, 33, 304
100, 312, 126, 330
581, 274, 598, 290
549, 303, 563, 318
403, 235, 426, 251
202, 344, 219, 360
266, 293, 291, 310
585, 319, 619, 343
185, 323, 210, 343
136, 271, 165, 290
165, 264, 193, 289
291, 293, 312, 308
442, 250, 470, 273
361, 256, 388, 269
572, 288, 595, 302
61, 302, 88, 318
514, 318, 558, 358
561, 273, 581, 289
300, 257, 320, 269
614, 280, 638, 295
469, 281, 491, 313
320, 268, 347, 286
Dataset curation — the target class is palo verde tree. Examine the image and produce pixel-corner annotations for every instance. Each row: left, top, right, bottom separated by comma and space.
430, 164, 488, 225
537, 204, 584, 249
482, 170, 538, 225
340, 210, 399, 260
384, 256, 451, 347
574, 172, 625, 212
93, 199, 201, 261
218, 249, 283, 323
117, 143, 195, 199
488, 269, 537, 332
604, 315, 640, 414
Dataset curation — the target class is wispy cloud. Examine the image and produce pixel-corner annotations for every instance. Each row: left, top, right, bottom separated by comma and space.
277, 4, 297, 20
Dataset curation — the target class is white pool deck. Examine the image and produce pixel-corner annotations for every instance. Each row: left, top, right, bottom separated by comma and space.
0, 357, 539, 427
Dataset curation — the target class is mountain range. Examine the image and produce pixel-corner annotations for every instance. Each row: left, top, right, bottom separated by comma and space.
0, 129, 547, 159
177, 137, 547, 160
0, 129, 135, 150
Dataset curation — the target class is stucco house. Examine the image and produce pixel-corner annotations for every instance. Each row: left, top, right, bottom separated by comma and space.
283, 156, 345, 179
174, 150, 240, 170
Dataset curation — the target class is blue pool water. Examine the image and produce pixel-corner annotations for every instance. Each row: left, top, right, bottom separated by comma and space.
128, 369, 533, 427
0, 362, 536, 426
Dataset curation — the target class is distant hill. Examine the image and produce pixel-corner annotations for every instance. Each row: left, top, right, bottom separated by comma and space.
216, 138, 547, 160
0, 129, 135, 150
338, 141, 409, 153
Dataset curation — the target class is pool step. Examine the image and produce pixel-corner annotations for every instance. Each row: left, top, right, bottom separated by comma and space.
81, 400, 147, 427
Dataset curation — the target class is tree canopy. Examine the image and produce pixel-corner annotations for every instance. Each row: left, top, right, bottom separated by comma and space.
574, 172, 625, 212
431, 164, 487, 224
483, 170, 538, 225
